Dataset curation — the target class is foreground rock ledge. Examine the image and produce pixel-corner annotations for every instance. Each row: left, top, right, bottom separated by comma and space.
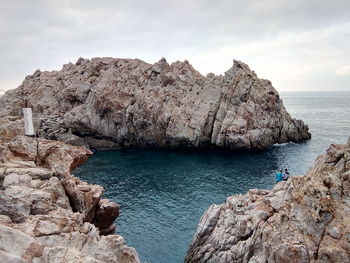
0, 57, 310, 150
0, 136, 139, 263
186, 137, 350, 263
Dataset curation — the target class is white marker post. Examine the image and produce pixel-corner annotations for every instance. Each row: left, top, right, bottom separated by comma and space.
23, 108, 35, 137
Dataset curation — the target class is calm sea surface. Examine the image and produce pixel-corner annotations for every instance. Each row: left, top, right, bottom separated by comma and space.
75, 92, 350, 263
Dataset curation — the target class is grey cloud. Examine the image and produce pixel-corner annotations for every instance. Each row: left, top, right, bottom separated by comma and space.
0, 0, 349, 91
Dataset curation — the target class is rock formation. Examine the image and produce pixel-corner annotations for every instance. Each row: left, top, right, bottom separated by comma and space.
0, 57, 310, 150
0, 135, 139, 263
185, 137, 350, 263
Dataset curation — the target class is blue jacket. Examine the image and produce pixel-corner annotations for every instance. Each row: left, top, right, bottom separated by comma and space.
276, 172, 283, 182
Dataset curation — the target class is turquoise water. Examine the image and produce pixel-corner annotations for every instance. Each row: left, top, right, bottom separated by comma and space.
75, 92, 350, 263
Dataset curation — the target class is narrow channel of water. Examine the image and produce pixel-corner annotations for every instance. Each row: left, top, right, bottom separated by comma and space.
75, 92, 350, 263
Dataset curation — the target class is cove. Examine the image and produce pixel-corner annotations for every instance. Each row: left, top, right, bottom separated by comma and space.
74, 92, 350, 262
75, 145, 307, 262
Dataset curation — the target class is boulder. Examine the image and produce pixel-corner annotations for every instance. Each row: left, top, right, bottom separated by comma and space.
93, 199, 120, 235
62, 176, 103, 222
1, 135, 92, 177
0, 224, 44, 262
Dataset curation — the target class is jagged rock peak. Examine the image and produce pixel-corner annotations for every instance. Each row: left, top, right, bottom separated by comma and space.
233, 59, 252, 71
0, 57, 310, 150
186, 136, 350, 263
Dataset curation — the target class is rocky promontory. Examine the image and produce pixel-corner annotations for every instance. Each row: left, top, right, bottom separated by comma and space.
186, 137, 350, 263
0, 57, 310, 150
0, 135, 139, 263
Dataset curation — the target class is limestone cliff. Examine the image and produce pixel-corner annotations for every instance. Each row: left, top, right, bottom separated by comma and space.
0, 57, 310, 150
186, 137, 350, 263
0, 136, 139, 263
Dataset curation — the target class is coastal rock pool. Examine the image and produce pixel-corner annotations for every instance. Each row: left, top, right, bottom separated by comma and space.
75, 92, 350, 263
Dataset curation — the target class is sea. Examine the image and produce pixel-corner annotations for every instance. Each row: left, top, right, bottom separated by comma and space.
74, 92, 350, 263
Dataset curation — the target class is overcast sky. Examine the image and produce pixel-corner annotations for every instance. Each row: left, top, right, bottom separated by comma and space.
1, 0, 350, 92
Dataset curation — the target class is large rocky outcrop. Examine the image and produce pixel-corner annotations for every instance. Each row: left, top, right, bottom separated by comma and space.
185, 137, 350, 263
0, 136, 139, 263
0, 57, 310, 150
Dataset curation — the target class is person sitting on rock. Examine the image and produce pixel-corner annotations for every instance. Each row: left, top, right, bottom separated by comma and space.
283, 168, 290, 181
275, 169, 284, 183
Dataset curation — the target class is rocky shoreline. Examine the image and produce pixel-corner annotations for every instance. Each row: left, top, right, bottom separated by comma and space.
0, 57, 316, 262
0, 135, 139, 263
186, 137, 350, 263
0, 57, 310, 150
1, 134, 348, 263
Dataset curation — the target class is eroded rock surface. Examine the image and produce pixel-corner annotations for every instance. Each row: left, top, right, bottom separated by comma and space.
186, 137, 350, 263
0, 57, 310, 150
0, 136, 139, 263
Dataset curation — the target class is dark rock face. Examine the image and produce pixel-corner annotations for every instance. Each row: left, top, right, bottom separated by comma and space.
0, 57, 310, 150
185, 137, 350, 263
93, 199, 120, 235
